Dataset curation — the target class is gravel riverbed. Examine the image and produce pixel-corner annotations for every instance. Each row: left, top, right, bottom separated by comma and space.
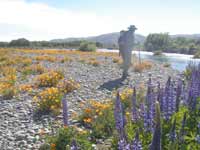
0, 53, 179, 150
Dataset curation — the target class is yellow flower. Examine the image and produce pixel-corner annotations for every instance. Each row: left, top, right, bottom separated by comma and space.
83, 118, 92, 123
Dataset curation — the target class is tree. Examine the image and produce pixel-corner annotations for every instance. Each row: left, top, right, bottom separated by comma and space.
9, 38, 30, 47
144, 33, 170, 51
79, 41, 96, 52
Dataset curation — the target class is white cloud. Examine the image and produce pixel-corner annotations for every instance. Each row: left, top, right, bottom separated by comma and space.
0, 0, 124, 41
0, 0, 200, 41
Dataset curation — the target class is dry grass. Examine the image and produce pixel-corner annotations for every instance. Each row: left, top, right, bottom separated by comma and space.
133, 61, 153, 73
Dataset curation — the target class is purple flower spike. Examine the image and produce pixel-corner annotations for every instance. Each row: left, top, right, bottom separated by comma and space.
62, 95, 68, 126
149, 101, 161, 150
118, 138, 130, 150
162, 77, 176, 120
114, 91, 126, 140
176, 79, 183, 112
179, 112, 187, 142
70, 139, 78, 150
169, 119, 176, 142
131, 130, 143, 150
132, 87, 138, 122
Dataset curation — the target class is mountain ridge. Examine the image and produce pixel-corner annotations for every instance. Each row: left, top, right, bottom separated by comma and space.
51, 33, 200, 48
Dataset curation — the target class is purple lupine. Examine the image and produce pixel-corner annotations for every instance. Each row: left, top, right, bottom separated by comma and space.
143, 105, 154, 132
169, 119, 176, 142
162, 77, 176, 120
62, 95, 68, 126
114, 91, 126, 140
118, 138, 130, 150
132, 87, 138, 122
175, 78, 183, 112
179, 112, 187, 143
149, 101, 161, 150
196, 135, 200, 144
196, 122, 200, 144
144, 76, 156, 132
146, 75, 155, 108
70, 139, 78, 150
157, 82, 164, 112
131, 130, 142, 150
187, 65, 200, 110
139, 102, 145, 119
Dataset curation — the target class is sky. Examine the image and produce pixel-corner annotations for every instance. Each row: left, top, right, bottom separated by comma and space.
0, 0, 200, 41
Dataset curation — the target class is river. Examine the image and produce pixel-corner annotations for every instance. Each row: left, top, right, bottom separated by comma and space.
98, 49, 200, 71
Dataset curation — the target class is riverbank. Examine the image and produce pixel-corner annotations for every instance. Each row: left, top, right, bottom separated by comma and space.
98, 49, 200, 71
0, 49, 179, 149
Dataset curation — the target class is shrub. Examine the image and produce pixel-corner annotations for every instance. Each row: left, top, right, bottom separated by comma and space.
20, 58, 32, 66
193, 51, 200, 59
133, 61, 153, 73
57, 79, 80, 94
112, 57, 122, 64
36, 70, 64, 87
88, 60, 100, 67
35, 55, 57, 62
0, 84, 16, 100
79, 41, 96, 52
19, 84, 34, 93
45, 127, 92, 150
33, 87, 63, 112
79, 100, 114, 139
59, 56, 72, 63
163, 63, 171, 67
153, 50, 163, 56
22, 64, 45, 75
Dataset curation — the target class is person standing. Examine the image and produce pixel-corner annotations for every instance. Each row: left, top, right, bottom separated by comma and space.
118, 25, 137, 79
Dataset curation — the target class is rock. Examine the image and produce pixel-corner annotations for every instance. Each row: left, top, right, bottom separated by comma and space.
15, 131, 26, 141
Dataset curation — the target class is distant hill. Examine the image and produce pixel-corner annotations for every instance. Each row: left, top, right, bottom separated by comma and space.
51, 32, 145, 48
51, 33, 200, 48
171, 34, 200, 39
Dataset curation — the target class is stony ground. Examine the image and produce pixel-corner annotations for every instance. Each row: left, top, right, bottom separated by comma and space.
0, 52, 179, 150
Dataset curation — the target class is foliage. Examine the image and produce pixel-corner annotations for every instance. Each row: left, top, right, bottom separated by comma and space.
133, 61, 153, 73
153, 50, 163, 56
35, 55, 57, 62
194, 51, 200, 59
144, 34, 200, 55
79, 41, 96, 52
36, 70, 64, 87
9, 38, 30, 47
144, 33, 170, 51
19, 84, 34, 93
87, 59, 100, 66
79, 100, 114, 139
22, 64, 45, 75
0, 67, 17, 99
45, 127, 92, 150
33, 87, 63, 112
57, 79, 80, 94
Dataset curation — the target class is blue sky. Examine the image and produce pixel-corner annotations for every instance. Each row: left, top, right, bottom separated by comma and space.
0, 0, 200, 41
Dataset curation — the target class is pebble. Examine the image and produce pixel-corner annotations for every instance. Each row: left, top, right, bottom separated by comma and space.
0, 54, 179, 149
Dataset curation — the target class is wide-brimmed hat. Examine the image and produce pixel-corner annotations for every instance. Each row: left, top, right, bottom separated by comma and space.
128, 25, 137, 30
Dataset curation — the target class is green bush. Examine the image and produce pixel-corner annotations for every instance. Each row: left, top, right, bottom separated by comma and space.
193, 51, 200, 59
45, 127, 92, 150
153, 50, 163, 56
79, 41, 96, 52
